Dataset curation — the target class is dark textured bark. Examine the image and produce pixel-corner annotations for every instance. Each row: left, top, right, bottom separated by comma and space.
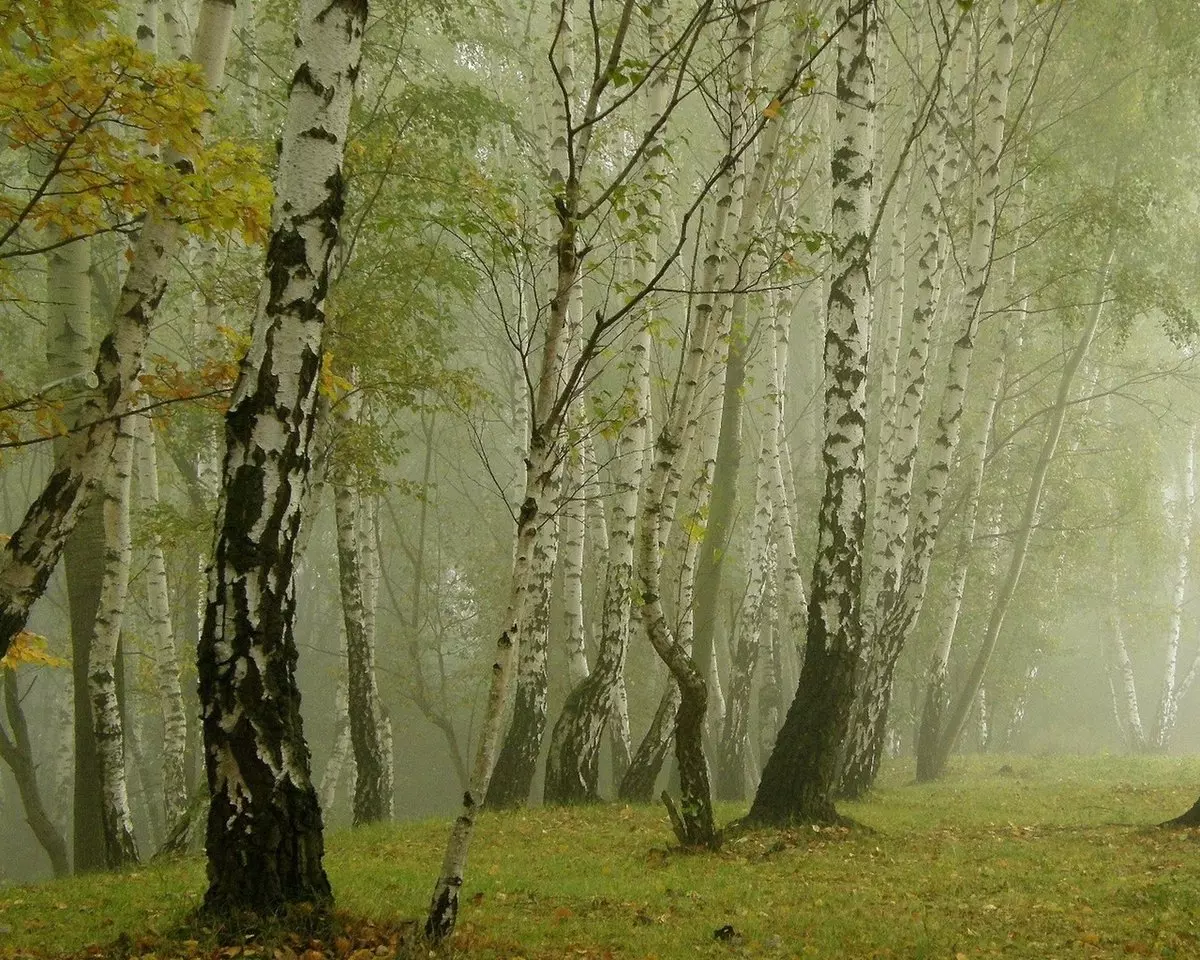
485, 527, 555, 808
672, 670, 718, 847
745, 0, 873, 827
914, 660, 948, 781
66, 504, 106, 873
485, 672, 549, 807
837, 651, 897, 799
715, 630, 759, 802
334, 484, 389, 825
544, 667, 610, 804
1162, 795, 1200, 827
0, 672, 70, 877
691, 336, 747, 720
619, 681, 678, 803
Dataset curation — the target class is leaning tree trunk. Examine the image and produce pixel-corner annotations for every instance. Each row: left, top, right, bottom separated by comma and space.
746, 0, 875, 828
839, 43, 955, 797
914, 330, 1008, 780
544, 0, 664, 805
0, 671, 70, 877
928, 236, 1116, 777
0, 0, 236, 662
88, 419, 140, 868
485, 507, 561, 807
428, 0, 610, 929
198, 0, 366, 914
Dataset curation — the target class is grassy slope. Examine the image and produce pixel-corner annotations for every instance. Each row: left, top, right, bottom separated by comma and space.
3, 755, 1200, 959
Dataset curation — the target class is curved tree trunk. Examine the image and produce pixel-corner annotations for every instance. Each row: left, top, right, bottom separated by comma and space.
849, 0, 1018, 795
928, 236, 1116, 777
0, 0, 236, 662
485, 507, 561, 807
198, 0, 366, 914
619, 680, 679, 802
0, 671, 70, 877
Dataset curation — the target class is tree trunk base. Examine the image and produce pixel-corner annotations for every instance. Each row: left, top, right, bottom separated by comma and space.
1161, 796, 1200, 828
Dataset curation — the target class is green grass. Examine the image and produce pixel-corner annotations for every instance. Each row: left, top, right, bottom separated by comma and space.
5, 755, 1200, 959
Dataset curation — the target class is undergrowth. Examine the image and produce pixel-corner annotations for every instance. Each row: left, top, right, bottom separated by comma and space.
4, 755, 1200, 959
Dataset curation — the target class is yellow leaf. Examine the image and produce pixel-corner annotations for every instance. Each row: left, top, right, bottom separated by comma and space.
763, 98, 783, 120
1, 630, 68, 670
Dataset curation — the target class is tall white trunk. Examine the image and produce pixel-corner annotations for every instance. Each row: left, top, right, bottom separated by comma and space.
198, 0, 365, 913
870, 0, 1017, 706
1155, 427, 1196, 750
320, 627, 355, 816
89, 419, 140, 867
562, 435, 589, 686
748, 0, 876, 826
133, 414, 189, 831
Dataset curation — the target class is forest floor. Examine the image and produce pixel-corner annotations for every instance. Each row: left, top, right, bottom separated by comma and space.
3, 755, 1200, 959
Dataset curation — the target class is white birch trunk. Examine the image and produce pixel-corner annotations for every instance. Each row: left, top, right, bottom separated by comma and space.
89, 419, 140, 867
1105, 561, 1146, 752
867, 0, 1017, 731
1155, 427, 1196, 750
319, 652, 354, 817
133, 414, 189, 831
198, 0, 365, 913
562, 440, 590, 686
932, 235, 1117, 771
748, 0, 876, 826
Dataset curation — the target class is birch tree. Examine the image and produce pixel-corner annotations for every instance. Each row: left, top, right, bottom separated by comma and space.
747, 0, 876, 827
197, 0, 366, 913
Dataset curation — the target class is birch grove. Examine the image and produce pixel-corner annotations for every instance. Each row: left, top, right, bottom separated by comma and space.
6, 0, 1200, 936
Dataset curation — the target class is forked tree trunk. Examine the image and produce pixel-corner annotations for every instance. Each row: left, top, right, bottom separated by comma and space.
198, 0, 366, 914
747, 0, 875, 827
0, 671, 70, 877
840, 46, 955, 797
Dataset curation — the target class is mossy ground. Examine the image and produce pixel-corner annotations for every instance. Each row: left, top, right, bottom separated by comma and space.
4, 755, 1200, 959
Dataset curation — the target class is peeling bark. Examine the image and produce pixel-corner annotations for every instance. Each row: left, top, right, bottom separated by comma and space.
748, 0, 875, 827
199, 0, 366, 914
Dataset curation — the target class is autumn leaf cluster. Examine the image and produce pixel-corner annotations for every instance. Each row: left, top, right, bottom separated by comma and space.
0, 0, 271, 261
